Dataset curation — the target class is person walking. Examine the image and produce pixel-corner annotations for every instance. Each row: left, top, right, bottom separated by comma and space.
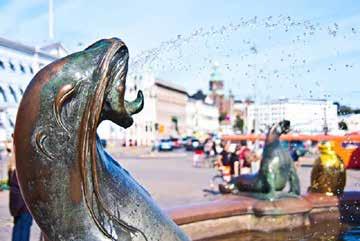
9, 156, 33, 241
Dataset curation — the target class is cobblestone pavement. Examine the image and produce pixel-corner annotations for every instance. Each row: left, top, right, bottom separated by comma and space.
0, 150, 359, 241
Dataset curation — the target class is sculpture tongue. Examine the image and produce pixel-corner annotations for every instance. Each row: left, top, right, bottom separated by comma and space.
125, 90, 144, 115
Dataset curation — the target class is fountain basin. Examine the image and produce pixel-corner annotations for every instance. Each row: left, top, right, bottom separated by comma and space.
166, 192, 360, 240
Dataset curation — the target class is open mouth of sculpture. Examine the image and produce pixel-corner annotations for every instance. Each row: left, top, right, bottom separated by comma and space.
80, 42, 148, 240
103, 44, 144, 128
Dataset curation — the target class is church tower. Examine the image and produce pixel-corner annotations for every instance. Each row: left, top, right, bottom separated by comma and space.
208, 63, 234, 126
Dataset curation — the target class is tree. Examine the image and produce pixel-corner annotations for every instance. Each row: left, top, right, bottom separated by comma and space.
334, 101, 360, 115
338, 105, 353, 115
338, 121, 348, 131
171, 116, 179, 133
233, 115, 244, 132
219, 112, 227, 122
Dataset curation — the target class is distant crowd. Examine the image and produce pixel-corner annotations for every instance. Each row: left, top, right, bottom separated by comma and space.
193, 139, 262, 180
192, 136, 312, 186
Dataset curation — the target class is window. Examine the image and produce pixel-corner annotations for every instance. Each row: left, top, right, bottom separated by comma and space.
9, 85, 18, 103
29, 66, 34, 74
0, 60, 5, 69
0, 87, 7, 103
19, 64, 26, 74
7, 117, 14, 128
19, 87, 24, 95
9, 61, 15, 72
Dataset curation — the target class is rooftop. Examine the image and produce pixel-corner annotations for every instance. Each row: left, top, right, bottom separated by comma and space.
0, 37, 57, 60
263, 98, 332, 105
189, 90, 207, 101
40, 42, 68, 57
155, 79, 188, 95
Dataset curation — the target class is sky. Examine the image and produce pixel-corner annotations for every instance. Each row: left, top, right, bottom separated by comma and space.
1, 0, 360, 107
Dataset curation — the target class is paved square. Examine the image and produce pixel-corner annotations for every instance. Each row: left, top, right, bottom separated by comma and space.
0, 150, 359, 241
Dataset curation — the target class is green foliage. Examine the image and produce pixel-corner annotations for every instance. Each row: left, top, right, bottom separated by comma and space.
0, 179, 9, 191
219, 112, 227, 122
334, 102, 360, 115
233, 115, 244, 132
338, 121, 348, 130
171, 116, 179, 132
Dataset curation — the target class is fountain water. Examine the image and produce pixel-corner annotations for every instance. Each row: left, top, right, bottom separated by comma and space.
129, 15, 360, 105
127, 15, 360, 241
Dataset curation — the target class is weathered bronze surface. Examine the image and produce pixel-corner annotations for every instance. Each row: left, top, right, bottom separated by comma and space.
14, 38, 190, 241
221, 120, 300, 200
308, 141, 346, 196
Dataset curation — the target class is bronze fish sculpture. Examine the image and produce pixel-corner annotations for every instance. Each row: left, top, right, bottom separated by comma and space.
308, 141, 346, 196
14, 38, 190, 241
220, 120, 300, 200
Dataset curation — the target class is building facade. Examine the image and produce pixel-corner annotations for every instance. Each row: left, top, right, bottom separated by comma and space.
0, 37, 64, 140
186, 92, 219, 135
98, 73, 188, 146
246, 99, 338, 134
153, 80, 188, 137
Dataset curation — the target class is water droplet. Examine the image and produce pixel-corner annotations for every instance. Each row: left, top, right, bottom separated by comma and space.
250, 46, 258, 54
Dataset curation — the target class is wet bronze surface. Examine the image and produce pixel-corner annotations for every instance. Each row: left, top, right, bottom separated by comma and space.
14, 38, 190, 241
227, 120, 300, 200
309, 141, 346, 196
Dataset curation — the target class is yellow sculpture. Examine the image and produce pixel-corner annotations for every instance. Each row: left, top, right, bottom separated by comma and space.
309, 141, 346, 196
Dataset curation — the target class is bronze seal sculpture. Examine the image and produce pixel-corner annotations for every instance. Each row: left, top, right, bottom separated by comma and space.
14, 38, 190, 241
308, 141, 346, 196
220, 120, 300, 200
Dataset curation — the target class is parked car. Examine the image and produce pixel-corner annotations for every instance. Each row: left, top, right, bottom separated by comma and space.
281, 140, 307, 161
289, 140, 307, 156
158, 139, 173, 151
182, 136, 190, 146
185, 137, 200, 151
170, 137, 182, 149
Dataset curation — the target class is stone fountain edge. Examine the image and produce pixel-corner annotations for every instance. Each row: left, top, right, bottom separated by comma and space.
165, 192, 360, 240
